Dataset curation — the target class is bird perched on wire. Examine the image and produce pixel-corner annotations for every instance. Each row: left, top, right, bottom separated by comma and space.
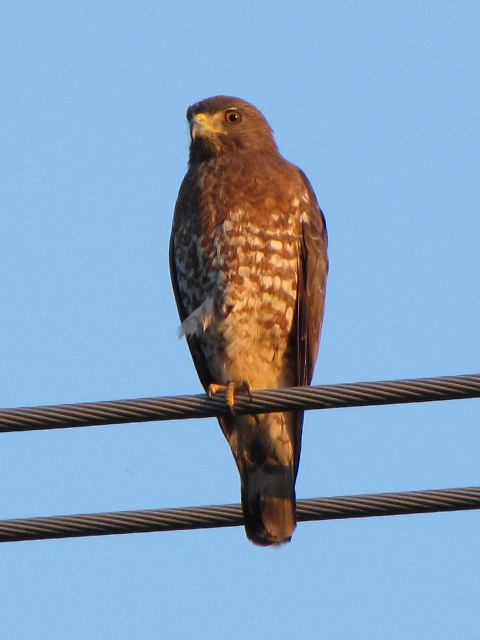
170, 96, 328, 546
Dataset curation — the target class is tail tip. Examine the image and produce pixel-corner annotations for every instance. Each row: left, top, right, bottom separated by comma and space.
243, 494, 297, 547
246, 527, 294, 547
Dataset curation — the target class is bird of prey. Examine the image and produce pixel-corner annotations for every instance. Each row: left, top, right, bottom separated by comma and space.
170, 96, 328, 546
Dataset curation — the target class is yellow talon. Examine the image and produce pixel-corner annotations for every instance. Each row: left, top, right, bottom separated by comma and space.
208, 381, 252, 414
208, 383, 226, 398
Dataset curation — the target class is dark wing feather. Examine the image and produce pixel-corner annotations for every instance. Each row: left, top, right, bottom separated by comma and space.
169, 201, 215, 392
292, 169, 329, 476
297, 170, 329, 385
169, 200, 237, 447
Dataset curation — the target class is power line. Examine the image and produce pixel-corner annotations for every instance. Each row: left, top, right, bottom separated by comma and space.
1, 372, 479, 434
1, 485, 479, 543
2, 372, 479, 544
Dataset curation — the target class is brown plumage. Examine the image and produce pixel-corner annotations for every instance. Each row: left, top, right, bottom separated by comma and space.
170, 96, 328, 545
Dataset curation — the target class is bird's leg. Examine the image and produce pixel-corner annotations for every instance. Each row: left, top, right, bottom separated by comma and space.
236, 380, 252, 401
208, 380, 252, 414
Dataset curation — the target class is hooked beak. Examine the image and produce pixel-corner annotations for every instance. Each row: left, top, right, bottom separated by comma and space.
190, 113, 209, 140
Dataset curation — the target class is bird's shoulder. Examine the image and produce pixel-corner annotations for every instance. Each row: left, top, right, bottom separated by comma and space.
173, 151, 325, 240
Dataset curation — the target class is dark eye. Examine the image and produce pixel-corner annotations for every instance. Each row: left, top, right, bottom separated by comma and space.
224, 109, 242, 124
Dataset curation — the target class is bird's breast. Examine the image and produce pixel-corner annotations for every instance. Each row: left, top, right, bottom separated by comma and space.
176, 202, 302, 387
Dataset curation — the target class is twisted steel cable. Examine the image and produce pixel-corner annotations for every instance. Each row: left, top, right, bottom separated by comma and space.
1, 486, 479, 543
1, 373, 479, 434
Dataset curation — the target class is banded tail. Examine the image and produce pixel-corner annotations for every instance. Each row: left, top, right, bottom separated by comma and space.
219, 411, 301, 546
241, 461, 296, 546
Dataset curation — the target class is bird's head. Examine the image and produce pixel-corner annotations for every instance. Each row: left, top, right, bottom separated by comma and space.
186, 96, 278, 162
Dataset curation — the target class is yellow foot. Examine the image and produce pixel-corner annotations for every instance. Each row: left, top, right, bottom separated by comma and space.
208, 381, 252, 414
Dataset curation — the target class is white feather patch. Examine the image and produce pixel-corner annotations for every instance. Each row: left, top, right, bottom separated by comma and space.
178, 297, 215, 338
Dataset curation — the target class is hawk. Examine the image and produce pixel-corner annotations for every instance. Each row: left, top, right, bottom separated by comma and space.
170, 96, 328, 545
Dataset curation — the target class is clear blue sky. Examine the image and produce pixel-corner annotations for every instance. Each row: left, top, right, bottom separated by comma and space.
1, 2, 479, 638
